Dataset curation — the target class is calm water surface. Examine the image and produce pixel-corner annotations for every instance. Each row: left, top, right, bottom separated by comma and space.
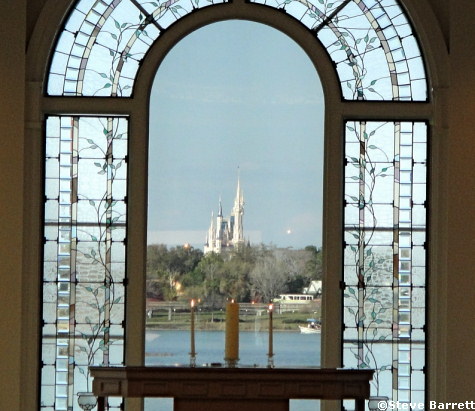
145, 329, 321, 367
144, 329, 321, 411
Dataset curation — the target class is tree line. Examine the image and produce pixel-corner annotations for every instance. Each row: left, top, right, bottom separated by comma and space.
146, 244, 322, 308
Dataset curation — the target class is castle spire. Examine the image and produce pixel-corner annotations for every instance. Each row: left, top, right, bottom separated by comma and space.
232, 168, 244, 246
204, 169, 245, 254
235, 167, 243, 207
204, 211, 215, 253
236, 168, 241, 202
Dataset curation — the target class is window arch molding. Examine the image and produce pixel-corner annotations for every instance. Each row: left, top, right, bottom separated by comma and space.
122, 0, 346, 375
23, 0, 449, 409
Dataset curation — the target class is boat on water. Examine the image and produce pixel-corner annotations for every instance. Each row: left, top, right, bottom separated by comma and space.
299, 319, 321, 334
299, 325, 321, 334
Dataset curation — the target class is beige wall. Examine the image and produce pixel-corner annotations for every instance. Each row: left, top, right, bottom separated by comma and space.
0, 1, 25, 410
0, 0, 474, 410
445, 0, 475, 400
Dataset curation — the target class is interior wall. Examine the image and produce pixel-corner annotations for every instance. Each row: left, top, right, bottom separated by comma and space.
445, 0, 475, 400
26, 0, 49, 47
424, 0, 449, 47
0, 1, 474, 410
0, 1, 26, 411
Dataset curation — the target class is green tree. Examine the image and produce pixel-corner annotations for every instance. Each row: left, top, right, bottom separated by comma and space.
194, 252, 225, 308
145, 243, 322, 303
250, 250, 288, 302
220, 252, 253, 302
303, 245, 323, 281
146, 244, 203, 300
146, 244, 169, 279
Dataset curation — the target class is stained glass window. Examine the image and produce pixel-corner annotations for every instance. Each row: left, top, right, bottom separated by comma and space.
343, 121, 427, 403
43, 0, 430, 409
47, 0, 227, 96
42, 116, 128, 410
47, 0, 426, 101
252, 0, 427, 101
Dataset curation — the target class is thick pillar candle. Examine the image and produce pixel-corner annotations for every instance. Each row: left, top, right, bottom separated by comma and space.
224, 301, 239, 366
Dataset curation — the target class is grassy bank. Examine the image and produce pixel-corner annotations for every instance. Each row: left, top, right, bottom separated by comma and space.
146, 309, 321, 332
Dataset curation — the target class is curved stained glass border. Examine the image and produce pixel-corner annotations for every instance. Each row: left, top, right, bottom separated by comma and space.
47, 0, 427, 100
48, 0, 227, 97
253, 0, 427, 100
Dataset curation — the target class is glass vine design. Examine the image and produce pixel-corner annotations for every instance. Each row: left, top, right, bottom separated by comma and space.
44, 0, 430, 409
343, 121, 426, 404
251, 0, 427, 101
47, 0, 227, 96
48, 0, 426, 100
42, 116, 127, 410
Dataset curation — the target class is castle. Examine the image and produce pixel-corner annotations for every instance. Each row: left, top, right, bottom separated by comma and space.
204, 177, 245, 254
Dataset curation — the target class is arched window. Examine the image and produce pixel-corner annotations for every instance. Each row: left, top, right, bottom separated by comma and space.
40, 0, 430, 409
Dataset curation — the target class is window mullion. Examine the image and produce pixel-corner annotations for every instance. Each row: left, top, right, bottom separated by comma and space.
42, 97, 139, 116
340, 101, 432, 121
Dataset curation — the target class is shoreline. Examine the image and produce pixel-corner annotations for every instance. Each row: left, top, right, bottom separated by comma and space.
145, 326, 303, 332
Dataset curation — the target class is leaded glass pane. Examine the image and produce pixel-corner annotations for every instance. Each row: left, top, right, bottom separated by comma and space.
343, 121, 427, 403
41, 116, 128, 410
47, 0, 227, 96
47, 0, 427, 100
250, 0, 427, 101
43, 1, 430, 409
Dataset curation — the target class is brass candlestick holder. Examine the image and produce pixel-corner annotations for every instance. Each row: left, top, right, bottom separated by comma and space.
225, 358, 239, 368
267, 303, 274, 368
190, 299, 197, 367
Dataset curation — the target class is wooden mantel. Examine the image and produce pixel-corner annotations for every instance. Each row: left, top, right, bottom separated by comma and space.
90, 366, 373, 411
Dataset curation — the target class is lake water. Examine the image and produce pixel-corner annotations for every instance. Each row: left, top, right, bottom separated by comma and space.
145, 329, 321, 411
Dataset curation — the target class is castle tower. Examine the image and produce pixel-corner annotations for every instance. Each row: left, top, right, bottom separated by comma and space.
204, 211, 216, 254
230, 174, 244, 247
216, 197, 223, 253
204, 176, 245, 254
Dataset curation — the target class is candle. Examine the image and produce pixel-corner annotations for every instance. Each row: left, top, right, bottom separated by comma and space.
190, 299, 196, 366
224, 300, 239, 367
268, 303, 274, 367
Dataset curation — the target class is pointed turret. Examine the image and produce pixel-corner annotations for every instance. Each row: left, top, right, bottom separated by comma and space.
218, 196, 223, 217
204, 170, 245, 254
231, 171, 244, 247
204, 211, 216, 254
235, 168, 244, 208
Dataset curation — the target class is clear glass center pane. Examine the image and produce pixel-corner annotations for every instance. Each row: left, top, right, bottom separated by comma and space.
145, 19, 324, 382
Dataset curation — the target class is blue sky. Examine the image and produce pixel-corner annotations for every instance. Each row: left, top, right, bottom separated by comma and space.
147, 20, 324, 249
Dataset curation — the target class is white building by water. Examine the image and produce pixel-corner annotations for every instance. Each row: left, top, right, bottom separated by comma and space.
204, 176, 245, 254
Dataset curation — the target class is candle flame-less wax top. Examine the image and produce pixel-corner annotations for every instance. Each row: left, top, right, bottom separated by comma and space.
225, 301, 239, 362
